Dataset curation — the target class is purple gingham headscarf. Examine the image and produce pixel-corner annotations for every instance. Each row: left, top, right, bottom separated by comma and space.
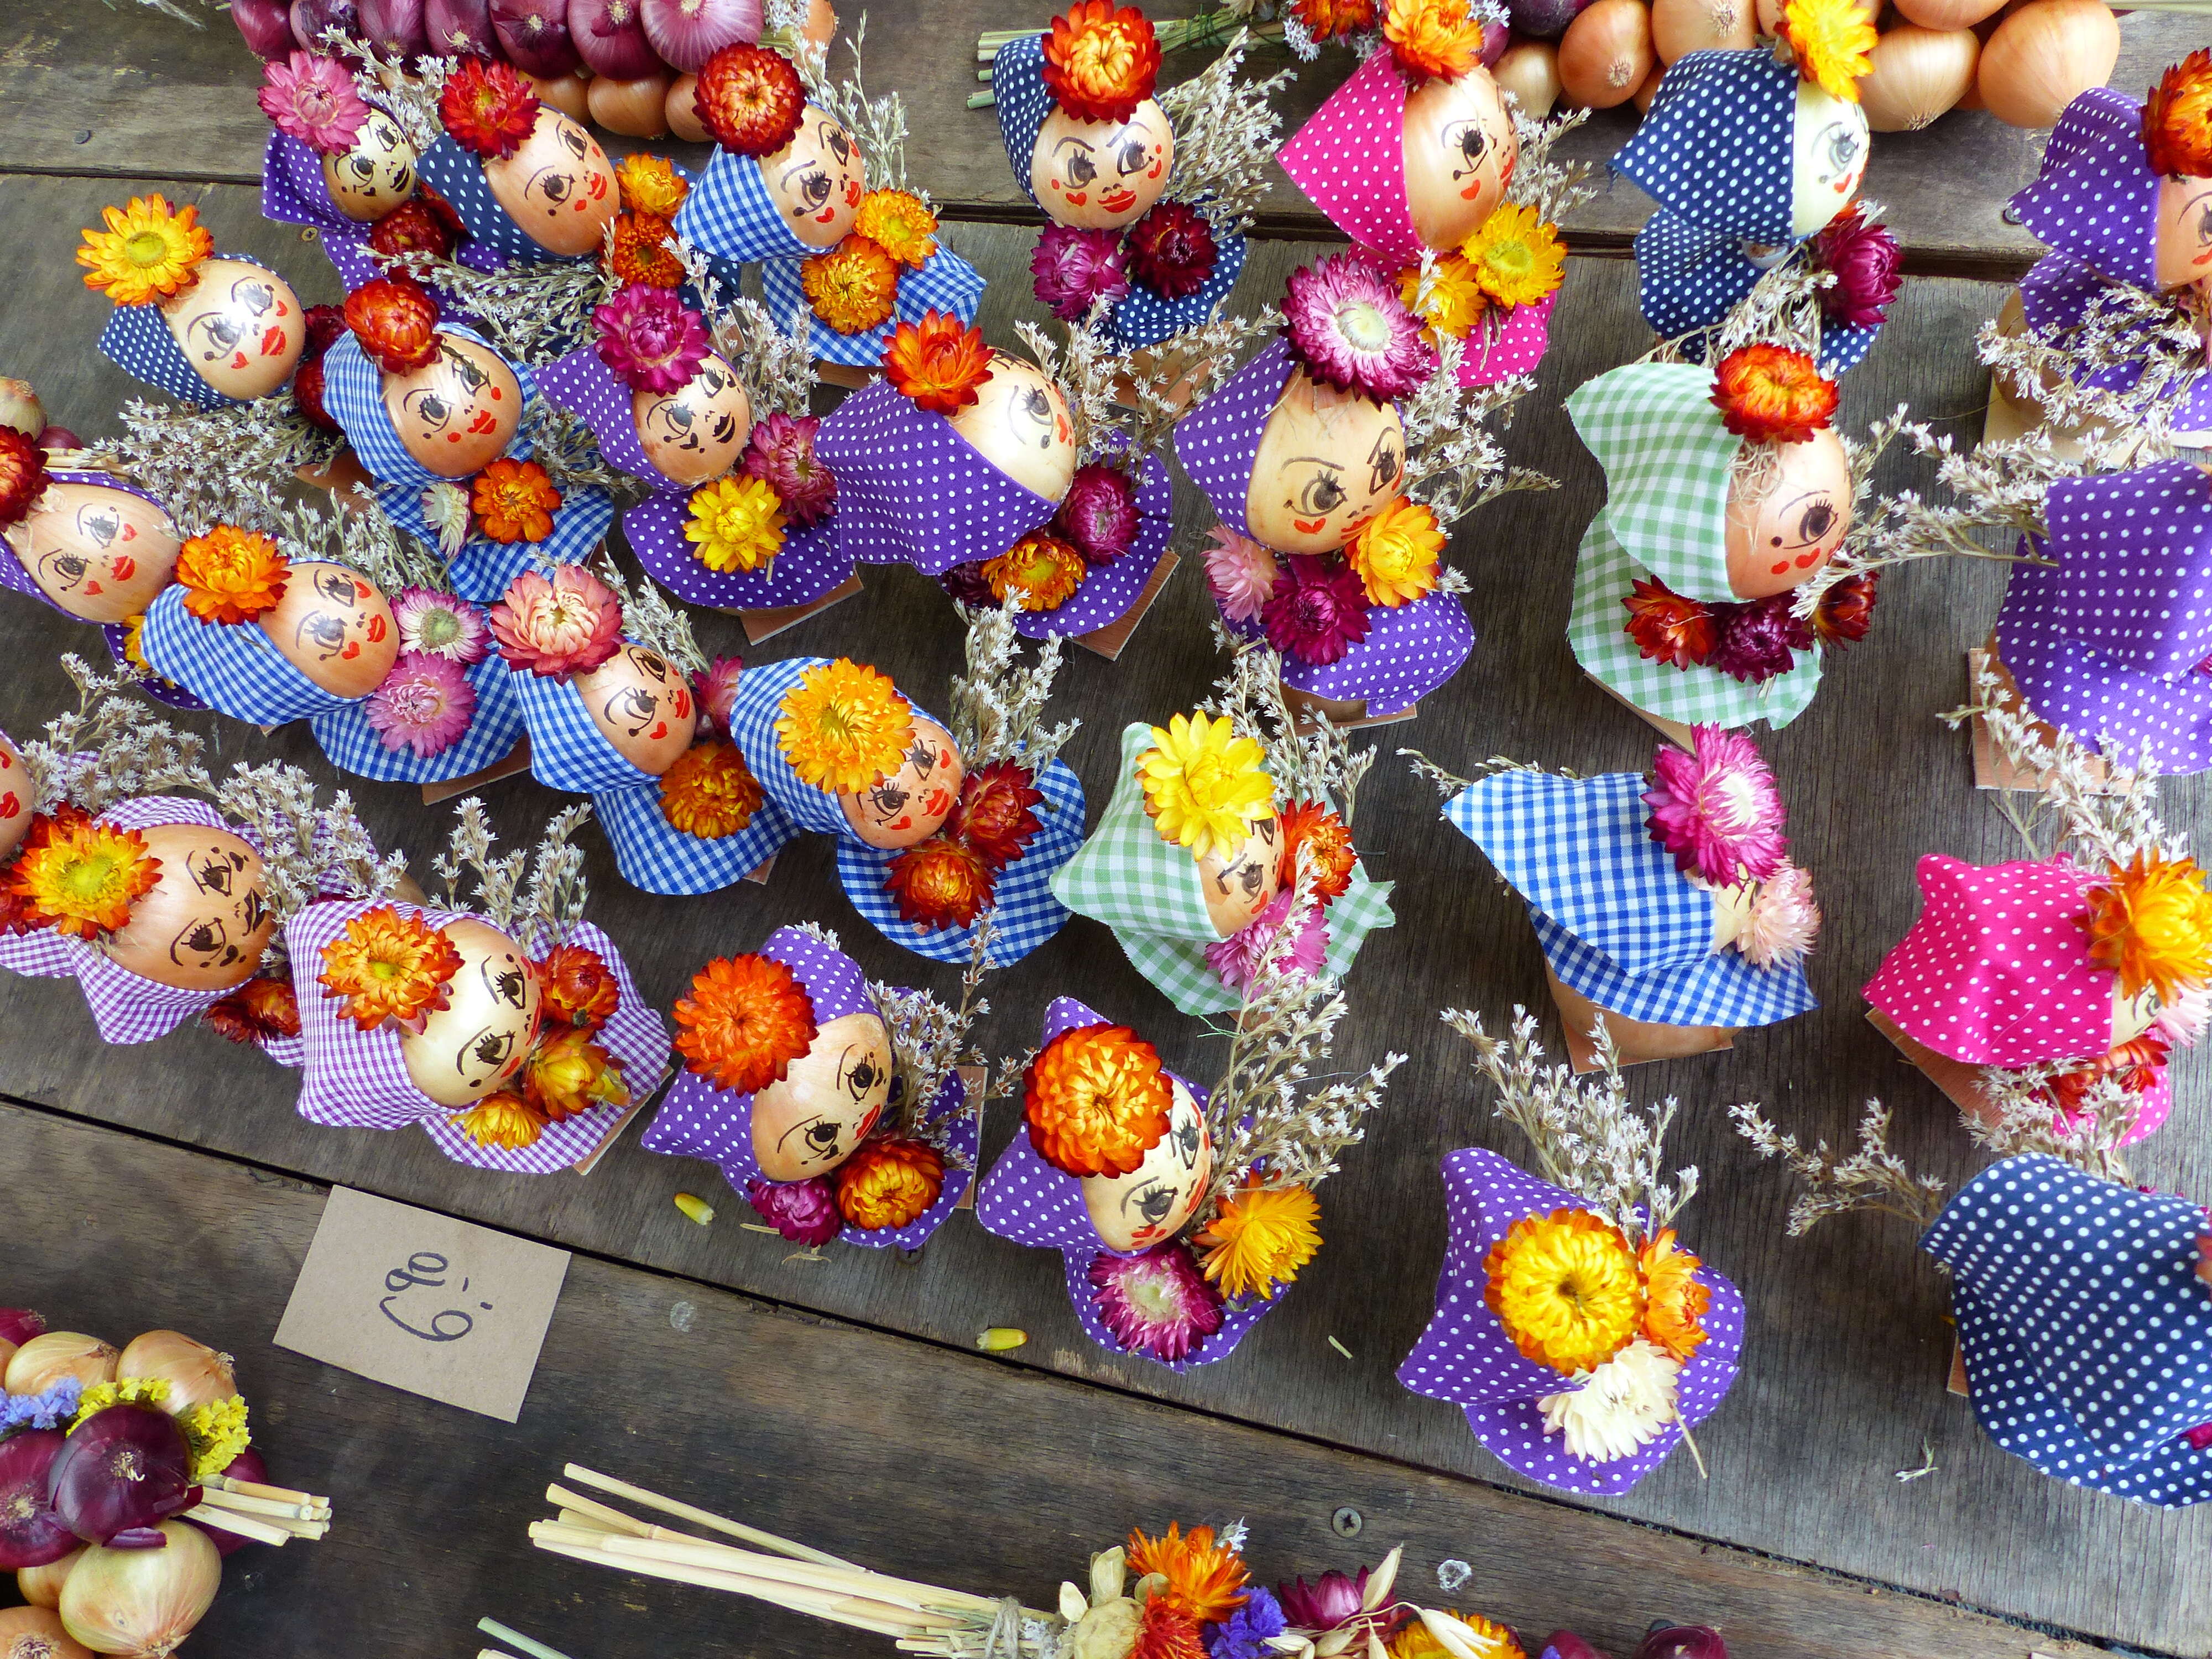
2010, 87, 2161, 294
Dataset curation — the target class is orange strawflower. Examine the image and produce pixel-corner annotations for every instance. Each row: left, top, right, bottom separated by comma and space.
1042, 1, 1161, 124
521, 1026, 630, 1121
1712, 345, 1837, 445
884, 836, 995, 930
440, 57, 539, 159
535, 942, 621, 1032
1639, 1230, 1710, 1361
1131, 1600, 1207, 1659
982, 531, 1086, 612
833, 1136, 947, 1230
175, 525, 289, 625
451, 1092, 546, 1150
1385, 0, 1486, 82
1126, 1523, 1249, 1625
659, 739, 764, 839
2145, 50, 2212, 181
1275, 799, 1357, 902
317, 905, 463, 1032
1292, 0, 1379, 41
7, 808, 160, 940
615, 153, 689, 217
1780, 0, 1877, 104
472, 458, 562, 544
202, 975, 302, 1045
672, 952, 818, 1095
2081, 853, 2212, 1002
882, 310, 994, 415
345, 274, 441, 373
609, 212, 686, 288
694, 41, 805, 157
801, 235, 900, 336
1622, 575, 1715, 669
1022, 1021, 1174, 1178
853, 189, 939, 270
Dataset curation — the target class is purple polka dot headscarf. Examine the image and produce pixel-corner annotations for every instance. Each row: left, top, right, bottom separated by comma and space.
2010, 87, 2161, 294
1173, 336, 1296, 541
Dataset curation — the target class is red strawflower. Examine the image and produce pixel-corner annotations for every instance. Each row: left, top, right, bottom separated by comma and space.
1810, 568, 1879, 653
1710, 344, 1837, 445
0, 427, 50, 530
1707, 597, 1812, 684
1130, 1598, 1208, 1659
694, 42, 805, 157
440, 58, 540, 160
368, 198, 457, 263
1812, 207, 1900, 331
1125, 201, 1218, 302
202, 976, 301, 1045
345, 275, 440, 373
947, 759, 1044, 870
941, 561, 997, 607
1042, 1, 1161, 124
418, 183, 468, 239
1621, 575, 1715, 670
884, 836, 996, 930
1275, 799, 1356, 902
1261, 555, 1372, 666
1030, 224, 1130, 324
536, 943, 621, 1032
290, 302, 348, 432
1292, 0, 1379, 39
2047, 1032, 2171, 1119
2143, 49, 2212, 181
1055, 462, 1140, 565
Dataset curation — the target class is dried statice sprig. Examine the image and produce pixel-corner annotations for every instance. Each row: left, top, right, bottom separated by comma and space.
789, 18, 915, 200
1971, 1063, 2138, 1185
1013, 319, 1123, 473
526, 400, 642, 503
1980, 280, 2207, 463
1647, 259, 1834, 369
338, 34, 452, 153
673, 241, 818, 420
1155, 32, 1293, 233
1501, 106, 1597, 226
377, 245, 614, 368
429, 797, 593, 956
213, 760, 406, 964
1730, 1098, 1946, 1236
234, 476, 454, 596
867, 914, 998, 1154
1201, 628, 1373, 826
946, 600, 1079, 776
592, 555, 708, 678
1397, 749, 1561, 799
61, 397, 338, 537
1119, 309, 1279, 473
15, 658, 213, 816
1446, 1007, 1699, 1247
1396, 340, 1553, 528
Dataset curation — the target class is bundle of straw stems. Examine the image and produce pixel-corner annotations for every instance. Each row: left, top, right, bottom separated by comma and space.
180, 1472, 334, 1547
529, 1464, 1060, 1657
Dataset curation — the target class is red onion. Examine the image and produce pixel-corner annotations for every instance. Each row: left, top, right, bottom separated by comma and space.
359, 0, 431, 58
189, 1450, 267, 1559
1508, 0, 1593, 39
0, 1310, 46, 1348
570, 0, 664, 79
1538, 1637, 1605, 1659
427, 0, 498, 55
232, 0, 300, 55
35, 427, 80, 453
1480, 15, 1511, 63
639, 0, 758, 72
289, 0, 361, 56
0, 1432, 76, 1571
1630, 1629, 1726, 1659
493, 0, 580, 74
46, 1407, 196, 1548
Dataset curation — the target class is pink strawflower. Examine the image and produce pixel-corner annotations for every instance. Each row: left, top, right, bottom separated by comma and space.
488, 566, 624, 678
1276, 1568, 1384, 1634
1261, 554, 1371, 666
1204, 526, 1279, 624
592, 284, 711, 394
742, 412, 836, 527
1282, 252, 1435, 403
1088, 1241, 1224, 1361
364, 650, 477, 758
1813, 210, 1901, 332
1740, 860, 1820, 968
745, 1177, 842, 1246
1055, 462, 1139, 565
391, 586, 490, 664
258, 52, 369, 156
2155, 982, 2211, 1048
1206, 889, 1328, 993
695, 655, 743, 736
1642, 725, 1788, 888
1030, 225, 1131, 323
1124, 201, 1218, 302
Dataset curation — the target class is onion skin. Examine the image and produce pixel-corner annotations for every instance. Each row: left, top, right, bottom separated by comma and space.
0, 381, 46, 440
288, 0, 359, 57
4, 1335, 117, 1399
665, 72, 709, 140
1493, 39, 1564, 117
1633, 60, 1665, 111
231, 0, 299, 58
1893, 0, 2006, 26
359, 0, 431, 59
59, 1523, 219, 1659
1859, 23, 1978, 130
494, 0, 582, 75
187, 1451, 265, 1560
528, 69, 595, 121
1975, 0, 2117, 128
1509, 0, 1593, 41
1652, 0, 1754, 63
47, 1407, 195, 1548
19, 1547, 86, 1609
588, 71, 674, 136
571, 0, 665, 80
427, 0, 498, 55
1558, 0, 1653, 109
0, 1432, 74, 1572
0, 1311, 45, 1350
114, 1334, 235, 1420
0, 1606, 95, 1659
1478, 15, 1511, 65
640, 0, 759, 72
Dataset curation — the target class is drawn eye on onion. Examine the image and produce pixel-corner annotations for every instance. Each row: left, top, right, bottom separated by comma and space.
601, 685, 660, 737
168, 915, 235, 969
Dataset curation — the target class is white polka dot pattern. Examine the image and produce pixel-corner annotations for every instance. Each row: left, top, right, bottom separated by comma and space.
1173, 336, 1294, 541
97, 252, 291, 411
1277, 47, 1425, 268
416, 133, 572, 269
1003, 451, 1173, 640
1612, 50, 1796, 247
1635, 211, 1880, 377
262, 131, 380, 294
991, 34, 1052, 208
2008, 88, 2160, 293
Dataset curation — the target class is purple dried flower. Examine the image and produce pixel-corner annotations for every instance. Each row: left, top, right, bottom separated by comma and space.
745, 1176, 842, 1246
591, 283, 710, 394
1705, 597, 1811, 685
1812, 210, 1901, 332
941, 560, 998, 607
1054, 462, 1139, 565
1125, 201, 1218, 301
742, 411, 836, 527
1088, 1241, 1223, 1361
1030, 224, 1131, 324
1261, 554, 1371, 666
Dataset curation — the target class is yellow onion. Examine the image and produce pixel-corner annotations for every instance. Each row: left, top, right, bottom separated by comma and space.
665, 72, 709, 142
58, 1524, 218, 1659
525, 69, 593, 122
1633, 61, 1665, 111
1558, 0, 1653, 110
1652, 0, 1752, 64
0, 1606, 95, 1659
4, 1334, 117, 1397
19, 1548, 87, 1609
1493, 40, 1563, 117
587, 71, 672, 137
1975, 0, 2116, 128
95, 825, 273, 995
1893, 0, 2006, 25
0, 379, 43, 439
114, 1334, 236, 1418
1859, 24, 1978, 130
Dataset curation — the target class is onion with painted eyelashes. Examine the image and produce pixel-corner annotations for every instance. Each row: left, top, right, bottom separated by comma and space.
58, 1523, 220, 1659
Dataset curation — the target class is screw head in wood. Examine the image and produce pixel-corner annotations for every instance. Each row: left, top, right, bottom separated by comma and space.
1330, 1506, 1361, 1538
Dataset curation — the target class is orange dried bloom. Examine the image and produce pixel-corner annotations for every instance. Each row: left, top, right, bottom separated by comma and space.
472, 458, 562, 544
672, 952, 818, 1094
801, 235, 900, 336
1127, 1523, 1249, 1625
2048, 1032, 2170, 1120
202, 975, 302, 1045
1275, 799, 1357, 902
884, 836, 996, 930
1292, 0, 1379, 41
609, 212, 686, 288
317, 905, 463, 1032
1639, 1230, 1710, 1361
175, 525, 289, 625
536, 942, 621, 1032
695, 41, 805, 156
833, 1136, 947, 1230
1385, 0, 1486, 82
1042, 1, 1162, 124
1622, 576, 1715, 669
2145, 51, 2212, 180
1810, 568, 1879, 651
451, 1092, 546, 1150
1022, 1020, 1174, 1178
982, 531, 1086, 612
440, 58, 539, 159
1131, 1600, 1208, 1659
7, 808, 160, 940
522, 1026, 630, 1121
2081, 853, 2212, 1001
345, 274, 441, 373
882, 310, 994, 415
615, 152, 689, 217
1711, 344, 1837, 445
853, 189, 939, 270
659, 739, 764, 839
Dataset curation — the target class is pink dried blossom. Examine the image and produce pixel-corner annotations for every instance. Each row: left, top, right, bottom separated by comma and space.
1261, 554, 1371, 666
1029, 225, 1131, 323
1205, 889, 1328, 993
745, 1177, 842, 1246
1088, 1241, 1223, 1361
391, 586, 490, 664
742, 412, 836, 527
1282, 252, 1434, 403
695, 655, 743, 736
592, 284, 710, 395
1203, 526, 1279, 624
1055, 462, 1140, 565
1642, 725, 1788, 888
258, 52, 370, 156
1740, 860, 1819, 968
488, 566, 624, 678
364, 650, 477, 757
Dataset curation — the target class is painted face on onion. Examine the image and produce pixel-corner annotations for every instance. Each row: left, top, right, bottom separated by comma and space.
400, 918, 541, 1108
263, 561, 400, 695
1790, 82, 1869, 239
0, 736, 25, 863
575, 645, 698, 776
2153, 174, 2212, 296
1723, 429, 1852, 599
1246, 369, 1405, 556
159, 260, 305, 401
483, 107, 618, 257
946, 354, 1077, 503
1401, 68, 1518, 251
760, 106, 865, 248
839, 717, 963, 848
750, 1009, 894, 1181
633, 355, 752, 487
6, 481, 181, 624
383, 334, 524, 477
96, 825, 273, 992
1028, 101, 1175, 231
322, 110, 419, 222
1196, 815, 1280, 937
1083, 1081, 1212, 1253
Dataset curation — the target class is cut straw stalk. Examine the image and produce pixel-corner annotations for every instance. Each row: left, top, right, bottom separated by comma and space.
560, 1464, 862, 1570
545, 1485, 655, 1537
476, 1618, 574, 1659
197, 1486, 330, 1522
530, 1533, 936, 1640
207, 1472, 330, 1507
182, 1505, 294, 1547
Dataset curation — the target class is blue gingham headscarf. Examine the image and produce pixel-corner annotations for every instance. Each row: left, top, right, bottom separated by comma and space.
1446, 768, 1815, 1029
723, 654, 905, 837
311, 645, 529, 784
507, 656, 662, 795
97, 252, 293, 412
135, 582, 358, 724
416, 133, 572, 269
759, 243, 989, 368
321, 325, 541, 492
1922, 1154, 2212, 1507
591, 773, 796, 895
1614, 50, 1798, 247
375, 477, 613, 604
672, 145, 816, 283
1636, 210, 1879, 377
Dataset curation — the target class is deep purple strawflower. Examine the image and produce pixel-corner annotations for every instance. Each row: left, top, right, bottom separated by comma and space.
1208, 1585, 1287, 1659
1030, 224, 1132, 323
745, 1176, 842, 1246
742, 411, 836, 528
1276, 1567, 1372, 1632
1705, 596, 1811, 685
1282, 251, 1435, 403
1054, 462, 1140, 565
1125, 201, 1219, 302
1812, 210, 1901, 331
591, 283, 710, 394
940, 560, 998, 607
1261, 554, 1371, 666
1088, 1241, 1223, 1361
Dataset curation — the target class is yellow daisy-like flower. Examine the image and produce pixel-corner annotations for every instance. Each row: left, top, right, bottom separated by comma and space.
1348, 495, 1445, 609
775, 658, 915, 795
9, 811, 161, 939
659, 739, 763, 839
1137, 711, 1275, 862
1639, 1229, 1710, 1362
1388, 1613, 1525, 1659
684, 474, 787, 574
450, 1092, 546, 1150
181, 1395, 252, 1482
121, 613, 154, 677
1194, 1177, 1321, 1301
1781, 0, 1877, 103
76, 194, 213, 307
615, 152, 688, 217
1460, 204, 1567, 311
2082, 852, 2212, 1003
853, 188, 940, 270
982, 530, 1086, 612
1483, 1208, 1645, 1376
1398, 252, 1488, 345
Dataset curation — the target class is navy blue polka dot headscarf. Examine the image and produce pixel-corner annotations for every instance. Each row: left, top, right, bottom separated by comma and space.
1615, 49, 1798, 247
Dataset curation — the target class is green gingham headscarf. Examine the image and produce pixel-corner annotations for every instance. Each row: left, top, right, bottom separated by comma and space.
1051, 721, 1397, 1016
1566, 361, 1743, 605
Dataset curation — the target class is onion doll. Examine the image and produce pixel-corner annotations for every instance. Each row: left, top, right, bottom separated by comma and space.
975, 974, 1399, 1370
1277, 1, 1593, 387
642, 922, 988, 1251
0, 442, 186, 678
258, 49, 432, 294
414, 57, 620, 268
992, 3, 1286, 351
319, 274, 615, 600
1413, 724, 1818, 1068
671, 38, 985, 373
1051, 638, 1396, 1017
287, 797, 669, 1171
1611, 0, 1900, 377
1401, 1008, 1744, 1496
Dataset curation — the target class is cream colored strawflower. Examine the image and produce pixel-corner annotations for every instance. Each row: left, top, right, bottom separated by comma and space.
1537, 1337, 1681, 1462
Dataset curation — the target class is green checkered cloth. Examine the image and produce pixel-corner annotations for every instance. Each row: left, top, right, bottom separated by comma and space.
1565, 361, 1741, 604
1051, 721, 1397, 1016
1569, 511, 1823, 731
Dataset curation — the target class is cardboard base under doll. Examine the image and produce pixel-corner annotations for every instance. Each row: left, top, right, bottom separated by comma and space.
1964, 648, 2121, 793
1866, 1005, 2172, 1145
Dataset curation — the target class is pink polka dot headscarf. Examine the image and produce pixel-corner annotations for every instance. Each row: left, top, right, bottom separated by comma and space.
1864, 854, 2114, 1067
1279, 49, 1425, 268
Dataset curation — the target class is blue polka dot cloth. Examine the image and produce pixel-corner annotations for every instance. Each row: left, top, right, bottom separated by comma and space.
377, 479, 612, 604
322, 325, 542, 493
507, 658, 661, 795
260, 131, 383, 294
310, 644, 528, 784
1107, 227, 1249, 350
760, 241, 989, 368
1922, 1152, 2212, 1507
2010, 87, 2160, 294
1614, 50, 1797, 246
1635, 210, 1879, 378
1174, 335, 1293, 542
1003, 451, 1172, 643
136, 583, 357, 724
1446, 768, 1815, 1029
993, 33, 1053, 204
97, 253, 288, 412
416, 134, 572, 269
589, 774, 795, 895
813, 377, 1059, 576
1397, 1145, 1746, 1496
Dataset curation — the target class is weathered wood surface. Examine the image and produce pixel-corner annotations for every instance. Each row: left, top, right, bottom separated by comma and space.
0, 1099, 2138, 1659
0, 0, 2203, 272
2, 170, 2209, 1652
